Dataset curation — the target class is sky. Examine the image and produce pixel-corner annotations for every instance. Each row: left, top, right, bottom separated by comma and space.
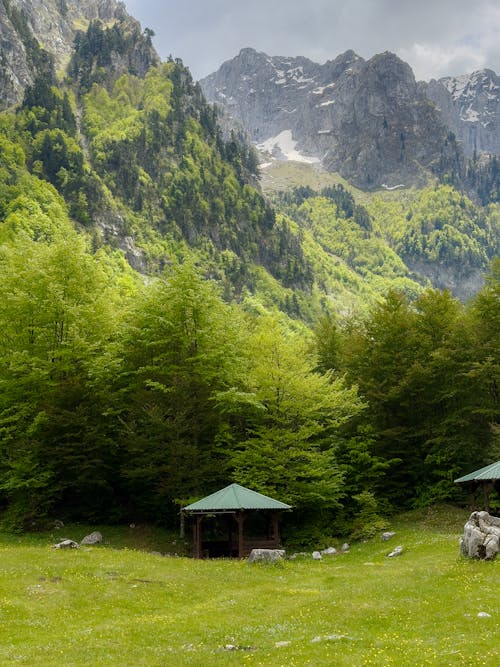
123, 0, 500, 82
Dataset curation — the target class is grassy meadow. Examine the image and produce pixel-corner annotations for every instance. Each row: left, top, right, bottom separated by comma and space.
0, 506, 498, 666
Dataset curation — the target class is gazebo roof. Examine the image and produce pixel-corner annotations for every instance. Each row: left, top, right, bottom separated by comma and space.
454, 460, 500, 484
182, 483, 292, 513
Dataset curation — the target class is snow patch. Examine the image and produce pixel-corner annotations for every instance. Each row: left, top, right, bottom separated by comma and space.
461, 107, 480, 122
257, 130, 320, 164
381, 183, 405, 190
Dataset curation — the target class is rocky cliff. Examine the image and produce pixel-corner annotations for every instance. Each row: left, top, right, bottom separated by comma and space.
0, 0, 156, 108
201, 48, 457, 190
423, 70, 500, 157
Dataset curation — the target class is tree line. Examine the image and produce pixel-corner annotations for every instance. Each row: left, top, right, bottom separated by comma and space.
0, 216, 497, 537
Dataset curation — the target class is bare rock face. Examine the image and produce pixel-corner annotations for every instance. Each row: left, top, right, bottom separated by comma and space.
0, 0, 157, 110
460, 511, 500, 560
424, 70, 500, 157
201, 49, 452, 189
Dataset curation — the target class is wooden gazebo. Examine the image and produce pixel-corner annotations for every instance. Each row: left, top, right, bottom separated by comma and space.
182, 483, 292, 559
455, 460, 500, 512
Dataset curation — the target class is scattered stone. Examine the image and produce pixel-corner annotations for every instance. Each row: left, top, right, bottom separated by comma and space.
289, 552, 308, 559
312, 551, 322, 560
460, 511, 500, 560
80, 531, 103, 546
477, 611, 492, 618
381, 531, 396, 541
149, 551, 163, 557
53, 539, 79, 549
341, 543, 350, 552
247, 548, 285, 564
321, 547, 337, 555
311, 634, 350, 642
224, 644, 237, 651
387, 545, 403, 558
275, 641, 291, 648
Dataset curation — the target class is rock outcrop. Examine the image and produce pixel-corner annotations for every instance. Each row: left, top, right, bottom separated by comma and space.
460, 511, 500, 560
201, 48, 455, 189
423, 70, 500, 157
0, 0, 157, 109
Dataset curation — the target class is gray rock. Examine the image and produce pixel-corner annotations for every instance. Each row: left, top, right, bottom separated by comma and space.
381, 531, 396, 541
341, 543, 350, 552
460, 511, 500, 560
321, 547, 337, 555
201, 49, 453, 190
80, 531, 103, 546
387, 545, 403, 558
53, 539, 79, 549
477, 611, 492, 618
312, 551, 322, 560
247, 548, 285, 563
423, 71, 500, 158
0, 0, 158, 111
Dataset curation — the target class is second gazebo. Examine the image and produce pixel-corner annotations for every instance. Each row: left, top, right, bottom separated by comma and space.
182, 483, 292, 559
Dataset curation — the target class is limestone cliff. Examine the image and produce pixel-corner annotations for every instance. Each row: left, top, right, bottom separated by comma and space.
0, 0, 157, 108
201, 48, 454, 190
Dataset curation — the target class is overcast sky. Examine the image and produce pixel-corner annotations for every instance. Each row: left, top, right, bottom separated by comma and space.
123, 0, 500, 82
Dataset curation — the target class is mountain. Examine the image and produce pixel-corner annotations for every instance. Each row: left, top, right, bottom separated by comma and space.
423, 69, 500, 157
0, 3, 497, 306
201, 48, 461, 190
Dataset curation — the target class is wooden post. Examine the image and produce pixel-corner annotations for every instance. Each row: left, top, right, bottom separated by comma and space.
193, 515, 204, 559
483, 482, 491, 513
237, 511, 245, 558
227, 515, 233, 557
272, 511, 280, 548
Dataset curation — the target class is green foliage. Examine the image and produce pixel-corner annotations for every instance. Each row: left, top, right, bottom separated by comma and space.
109, 262, 247, 521
0, 229, 127, 525
229, 314, 364, 517
332, 283, 499, 510
0, 20, 498, 536
368, 184, 498, 272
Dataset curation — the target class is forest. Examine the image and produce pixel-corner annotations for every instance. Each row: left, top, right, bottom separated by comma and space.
0, 17, 498, 541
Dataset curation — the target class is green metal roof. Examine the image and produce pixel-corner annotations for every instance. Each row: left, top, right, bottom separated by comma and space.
182, 483, 292, 512
454, 460, 500, 483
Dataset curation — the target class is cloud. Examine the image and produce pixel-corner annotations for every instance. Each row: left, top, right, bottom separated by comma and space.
123, 0, 500, 80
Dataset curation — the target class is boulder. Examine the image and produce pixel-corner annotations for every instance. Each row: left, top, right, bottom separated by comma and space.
387, 545, 403, 558
80, 531, 103, 546
321, 547, 337, 556
312, 551, 322, 560
247, 548, 285, 563
53, 539, 79, 549
381, 531, 396, 541
459, 511, 500, 560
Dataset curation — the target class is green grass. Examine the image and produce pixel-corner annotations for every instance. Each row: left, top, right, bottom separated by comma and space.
0, 507, 498, 666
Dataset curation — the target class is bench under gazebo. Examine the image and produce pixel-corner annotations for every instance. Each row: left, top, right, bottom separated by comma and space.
455, 460, 500, 513
182, 483, 292, 559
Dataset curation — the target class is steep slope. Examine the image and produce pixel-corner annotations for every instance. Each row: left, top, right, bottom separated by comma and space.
201, 48, 458, 190
0, 0, 150, 109
424, 70, 500, 157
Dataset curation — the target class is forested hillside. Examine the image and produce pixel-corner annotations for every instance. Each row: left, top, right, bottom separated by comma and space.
0, 6, 498, 538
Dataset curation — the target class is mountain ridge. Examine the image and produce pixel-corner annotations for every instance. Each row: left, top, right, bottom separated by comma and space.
201, 47, 500, 191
